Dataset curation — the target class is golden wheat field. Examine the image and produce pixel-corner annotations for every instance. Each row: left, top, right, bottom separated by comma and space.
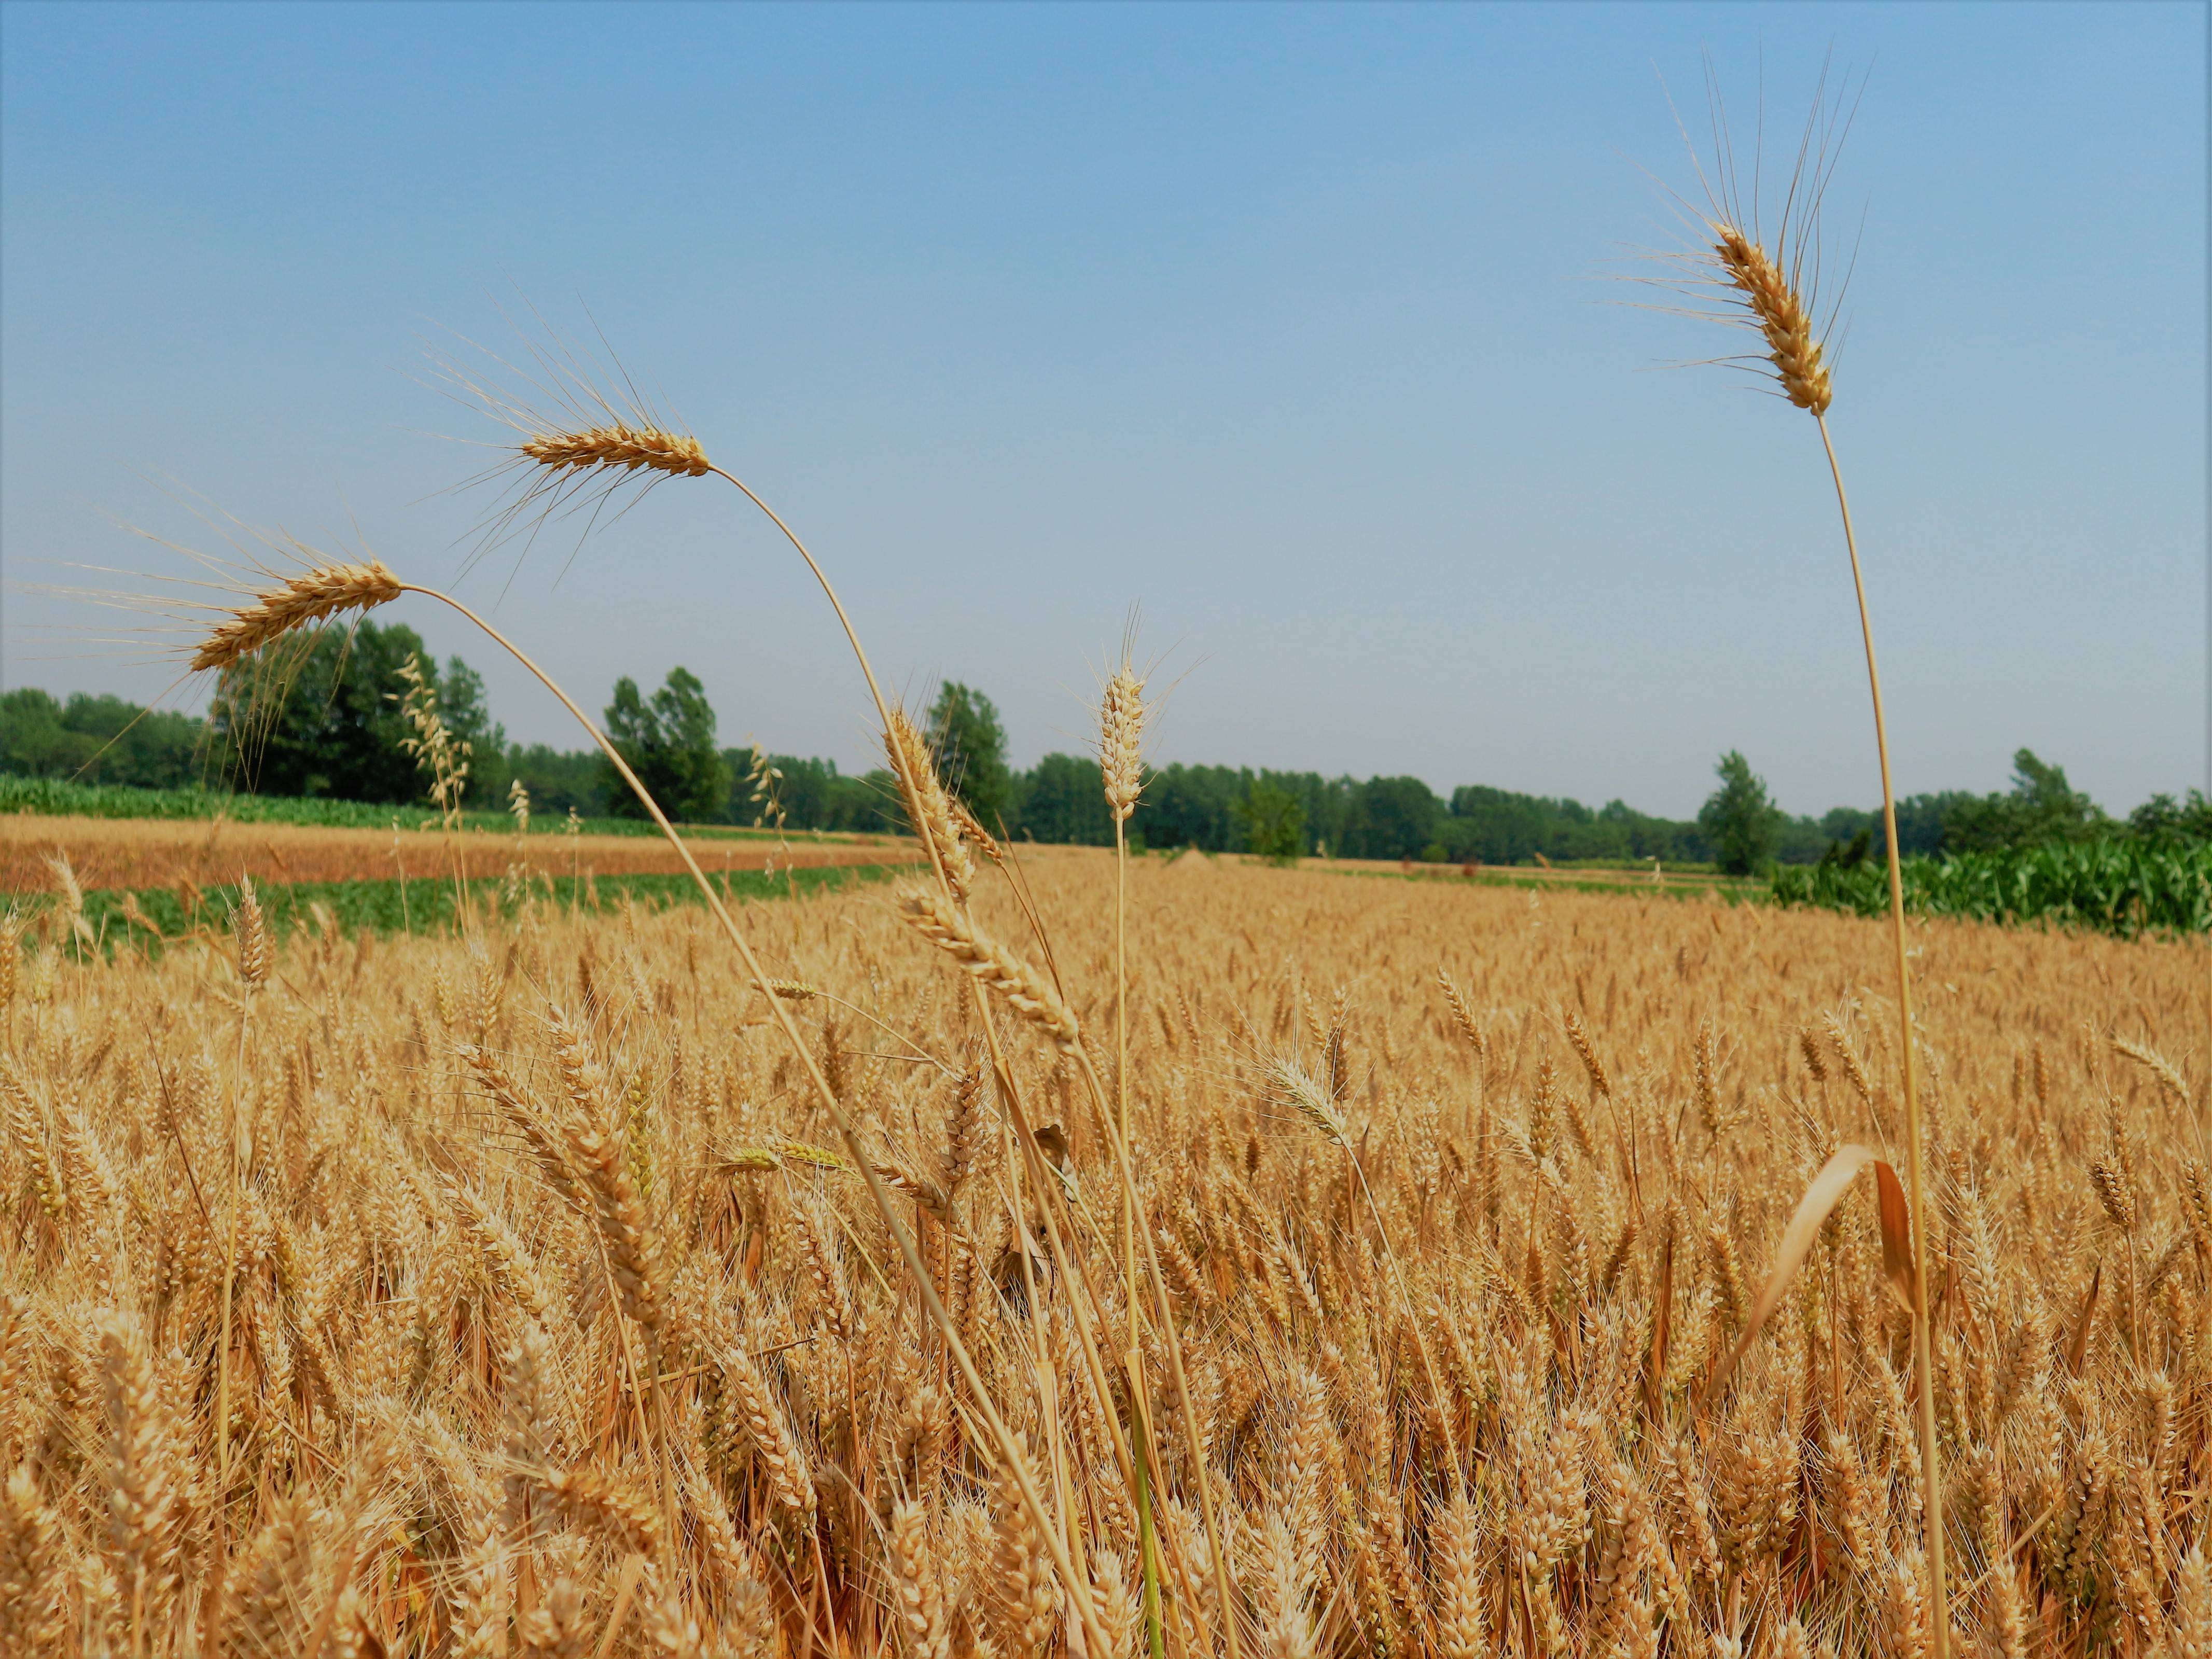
1, 845, 2205, 1659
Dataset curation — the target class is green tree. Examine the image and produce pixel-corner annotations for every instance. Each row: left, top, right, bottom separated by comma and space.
1699, 750, 1785, 876
1012, 752, 1115, 845
600, 667, 729, 822
437, 656, 510, 806
926, 681, 1012, 830
1943, 748, 2107, 852
1235, 778, 1306, 864
1345, 776, 1442, 860
205, 619, 433, 801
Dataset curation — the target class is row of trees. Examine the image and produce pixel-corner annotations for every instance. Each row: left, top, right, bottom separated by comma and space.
6, 620, 2204, 865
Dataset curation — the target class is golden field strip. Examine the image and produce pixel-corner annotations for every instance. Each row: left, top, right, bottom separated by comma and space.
0, 850, 2203, 1656
2, 814, 911, 895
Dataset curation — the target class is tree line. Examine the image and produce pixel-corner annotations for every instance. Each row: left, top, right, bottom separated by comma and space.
5, 618, 2204, 867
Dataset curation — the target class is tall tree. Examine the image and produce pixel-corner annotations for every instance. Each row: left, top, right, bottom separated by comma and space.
925, 681, 1012, 830
437, 656, 510, 806
1235, 777, 1306, 863
1346, 776, 1443, 860
1943, 748, 2107, 852
600, 667, 728, 822
205, 619, 432, 802
1699, 750, 1785, 875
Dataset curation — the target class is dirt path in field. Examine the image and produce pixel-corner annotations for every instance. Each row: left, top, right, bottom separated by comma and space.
2, 813, 915, 894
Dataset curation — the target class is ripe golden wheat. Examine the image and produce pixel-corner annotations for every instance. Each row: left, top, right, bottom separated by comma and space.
0, 849, 2201, 1657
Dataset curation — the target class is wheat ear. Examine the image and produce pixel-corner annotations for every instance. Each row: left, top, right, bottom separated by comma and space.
1711, 225, 1833, 415
886, 708, 976, 901
189, 560, 404, 673
519, 424, 710, 477
897, 886, 1082, 1050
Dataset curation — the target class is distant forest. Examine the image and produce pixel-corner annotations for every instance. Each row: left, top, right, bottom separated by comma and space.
5, 618, 2204, 866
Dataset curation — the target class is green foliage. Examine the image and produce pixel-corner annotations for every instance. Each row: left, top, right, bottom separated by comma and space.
16, 863, 898, 955
1699, 750, 1785, 876
1941, 748, 2108, 853
1234, 778, 1306, 865
926, 681, 1012, 830
1, 688, 207, 787
436, 656, 510, 805
599, 667, 729, 822
722, 749, 893, 834
509, 742, 606, 818
1014, 753, 1115, 846
1346, 776, 1443, 861
0, 774, 773, 839
200, 620, 502, 806
2129, 790, 2212, 843
1771, 837, 2212, 938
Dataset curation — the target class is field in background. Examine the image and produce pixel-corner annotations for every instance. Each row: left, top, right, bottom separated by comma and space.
0, 773, 856, 842
2, 812, 912, 895
2, 851, 2202, 1655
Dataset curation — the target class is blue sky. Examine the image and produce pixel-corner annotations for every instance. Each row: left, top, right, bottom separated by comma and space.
2, 1, 2202, 819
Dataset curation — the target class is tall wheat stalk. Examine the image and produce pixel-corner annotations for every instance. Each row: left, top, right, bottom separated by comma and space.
1661, 79, 1951, 1656
477, 406, 1243, 1656
180, 555, 1119, 1658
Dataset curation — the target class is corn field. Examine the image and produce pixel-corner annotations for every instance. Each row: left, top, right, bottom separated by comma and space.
1770, 841, 2212, 941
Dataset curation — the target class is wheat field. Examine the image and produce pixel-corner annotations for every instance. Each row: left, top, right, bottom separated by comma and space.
0, 814, 903, 897
1, 846, 2205, 1657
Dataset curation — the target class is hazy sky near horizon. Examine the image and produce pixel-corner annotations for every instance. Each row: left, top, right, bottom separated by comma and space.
2, 1, 2202, 820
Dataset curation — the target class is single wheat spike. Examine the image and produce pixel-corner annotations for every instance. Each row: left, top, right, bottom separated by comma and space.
1436, 970, 1487, 1061
886, 709, 976, 901
1100, 664, 1146, 822
2110, 1036, 2188, 1106
897, 886, 1080, 1049
1430, 1494, 1488, 1657
447, 1184, 555, 1322
98, 1312, 186, 1636
1089, 1551, 1140, 1659
1562, 1010, 1612, 1098
0, 1465, 67, 1653
519, 423, 710, 477
987, 1434, 1059, 1658
720, 1340, 815, 1516
190, 560, 405, 672
0, 914, 17, 1010
459, 1043, 586, 1209
1267, 1056, 1349, 1149
533, 1465, 662, 1555
888, 1499, 951, 1659
1712, 224, 1833, 415
234, 876, 272, 988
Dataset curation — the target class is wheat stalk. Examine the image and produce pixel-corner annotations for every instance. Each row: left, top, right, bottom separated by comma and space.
1660, 74, 1951, 1655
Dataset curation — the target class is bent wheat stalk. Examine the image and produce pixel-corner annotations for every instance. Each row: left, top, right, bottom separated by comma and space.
1677, 179, 1951, 1652
180, 560, 1115, 1657
509, 425, 1241, 1655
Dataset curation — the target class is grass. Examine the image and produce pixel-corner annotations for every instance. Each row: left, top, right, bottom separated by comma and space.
0, 772, 833, 840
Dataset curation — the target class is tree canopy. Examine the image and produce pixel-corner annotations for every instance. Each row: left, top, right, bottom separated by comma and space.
1699, 750, 1785, 875
925, 681, 1013, 831
599, 666, 728, 823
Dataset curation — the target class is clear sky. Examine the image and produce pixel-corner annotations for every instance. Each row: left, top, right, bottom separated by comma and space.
2, 1, 2202, 819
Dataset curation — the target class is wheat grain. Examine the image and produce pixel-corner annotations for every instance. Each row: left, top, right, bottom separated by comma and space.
188, 560, 404, 673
